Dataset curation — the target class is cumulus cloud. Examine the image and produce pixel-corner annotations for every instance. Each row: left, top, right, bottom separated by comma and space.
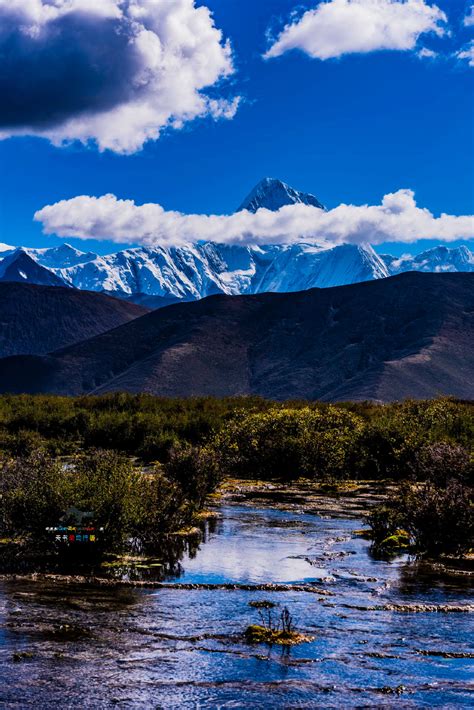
264, 0, 447, 60
456, 40, 474, 66
35, 190, 474, 248
0, 0, 238, 153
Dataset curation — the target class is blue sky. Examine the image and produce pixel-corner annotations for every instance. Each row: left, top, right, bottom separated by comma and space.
0, 0, 472, 256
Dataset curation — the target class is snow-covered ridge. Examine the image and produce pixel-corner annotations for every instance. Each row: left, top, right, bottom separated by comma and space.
1, 179, 472, 302
2, 240, 472, 303
0, 241, 391, 298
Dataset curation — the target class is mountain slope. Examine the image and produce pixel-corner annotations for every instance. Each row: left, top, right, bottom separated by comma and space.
56, 243, 270, 299
0, 243, 15, 257
8, 240, 471, 301
255, 244, 389, 291
0, 250, 68, 287
0, 283, 148, 357
23, 240, 474, 299
1, 273, 472, 402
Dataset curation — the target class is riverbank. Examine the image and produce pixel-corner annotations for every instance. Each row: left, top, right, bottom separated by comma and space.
1, 477, 472, 582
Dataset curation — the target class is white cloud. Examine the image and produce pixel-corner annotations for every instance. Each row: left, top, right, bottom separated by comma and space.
417, 46, 437, 58
0, 0, 238, 153
464, 4, 474, 26
264, 0, 447, 60
35, 190, 474, 248
456, 40, 474, 66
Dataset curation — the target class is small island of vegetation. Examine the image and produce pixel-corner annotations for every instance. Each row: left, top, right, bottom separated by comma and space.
245, 607, 313, 646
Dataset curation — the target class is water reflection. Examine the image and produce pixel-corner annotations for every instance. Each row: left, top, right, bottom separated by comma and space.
397, 559, 474, 599
0, 518, 222, 582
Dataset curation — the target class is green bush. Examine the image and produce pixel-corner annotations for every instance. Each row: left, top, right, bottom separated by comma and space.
0, 395, 472, 558
0, 452, 66, 538
369, 479, 473, 557
68, 450, 144, 545
0, 448, 219, 548
0, 394, 471, 480
165, 444, 222, 508
211, 406, 365, 480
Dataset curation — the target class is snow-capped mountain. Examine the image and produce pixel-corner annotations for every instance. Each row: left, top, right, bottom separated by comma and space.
255, 243, 389, 291
0, 243, 15, 257
382, 245, 474, 275
22, 242, 387, 300
0, 178, 472, 303
238, 177, 326, 212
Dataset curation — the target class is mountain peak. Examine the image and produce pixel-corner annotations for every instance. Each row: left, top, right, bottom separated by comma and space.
55, 243, 80, 253
237, 177, 325, 213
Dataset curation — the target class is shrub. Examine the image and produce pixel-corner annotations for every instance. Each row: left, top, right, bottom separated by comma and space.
0, 395, 472, 481
213, 406, 364, 480
369, 479, 473, 557
0, 452, 66, 538
165, 444, 222, 508
355, 423, 423, 480
245, 607, 312, 645
70, 450, 144, 545
399, 479, 473, 556
0, 448, 215, 548
410, 442, 473, 486
130, 470, 189, 545
368, 503, 404, 546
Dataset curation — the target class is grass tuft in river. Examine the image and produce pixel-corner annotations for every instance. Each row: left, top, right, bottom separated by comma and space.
245, 606, 313, 646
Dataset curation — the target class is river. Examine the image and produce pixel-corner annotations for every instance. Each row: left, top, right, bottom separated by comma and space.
0, 487, 472, 708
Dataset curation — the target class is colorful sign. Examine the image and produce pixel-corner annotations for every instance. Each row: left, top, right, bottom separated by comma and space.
45, 525, 104, 544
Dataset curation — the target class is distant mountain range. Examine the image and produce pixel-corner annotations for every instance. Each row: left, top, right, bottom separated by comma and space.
0, 272, 472, 402
1, 178, 472, 305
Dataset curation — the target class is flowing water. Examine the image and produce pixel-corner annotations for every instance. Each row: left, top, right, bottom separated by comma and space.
0, 495, 473, 708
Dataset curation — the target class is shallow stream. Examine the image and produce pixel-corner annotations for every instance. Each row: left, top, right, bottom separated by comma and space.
0, 493, 472, 708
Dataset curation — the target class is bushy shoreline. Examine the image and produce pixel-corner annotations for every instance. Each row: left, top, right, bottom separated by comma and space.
0, 394, 472, 561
